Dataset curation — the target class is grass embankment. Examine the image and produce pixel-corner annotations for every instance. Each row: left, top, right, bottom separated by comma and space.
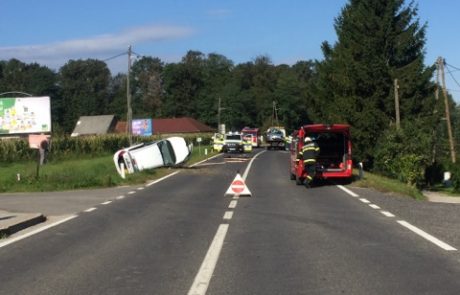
351, 169, 425, 200
0, 146, 217, 193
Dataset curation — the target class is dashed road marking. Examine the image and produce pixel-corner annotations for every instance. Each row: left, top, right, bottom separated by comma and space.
223, 211, 234, 220
336, 185, 359, 197
228, 200, 237, 209
101, 201, 112, 205
137, 187, 144, 191
359, 198, 371, 204
187, 224, 229, 295
84, 207, 97, 213
116, 195, 125, 200
381, 211, 395, 218
369, 204, 381, 209
128, 191, 136, 195
397, 220, 457, 251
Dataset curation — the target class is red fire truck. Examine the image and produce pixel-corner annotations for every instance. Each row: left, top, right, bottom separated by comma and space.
241, 127, 261, 147
290, 124, 353, 185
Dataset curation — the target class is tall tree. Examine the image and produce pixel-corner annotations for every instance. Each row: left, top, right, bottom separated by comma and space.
131, 57, 164, 118
315, 0, 434, 164
58, 59, 110, 132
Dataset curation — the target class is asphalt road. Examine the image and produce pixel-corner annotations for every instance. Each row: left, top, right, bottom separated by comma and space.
1, 150, 460, 294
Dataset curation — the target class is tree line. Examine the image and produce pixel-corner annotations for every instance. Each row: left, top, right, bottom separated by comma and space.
1, 0, 459, 187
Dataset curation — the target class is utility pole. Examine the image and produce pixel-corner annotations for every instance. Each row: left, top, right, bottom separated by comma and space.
127, 45, 133, 145
438, 56, 456, 163
217, 97, 226, 134
394, 79, 400, 130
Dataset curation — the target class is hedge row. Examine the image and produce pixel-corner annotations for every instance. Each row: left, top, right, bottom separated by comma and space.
0, 133, 213, 163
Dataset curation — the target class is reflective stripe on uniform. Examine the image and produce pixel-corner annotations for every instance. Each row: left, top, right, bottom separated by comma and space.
304, 159, 316, 163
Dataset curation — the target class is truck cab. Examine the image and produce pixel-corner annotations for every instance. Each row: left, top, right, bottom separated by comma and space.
290, 124, 353, 184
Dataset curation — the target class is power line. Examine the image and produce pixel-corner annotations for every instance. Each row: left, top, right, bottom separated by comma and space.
445, 64, 460, 89
445, 62, 460, 72
103, 51, 128, 62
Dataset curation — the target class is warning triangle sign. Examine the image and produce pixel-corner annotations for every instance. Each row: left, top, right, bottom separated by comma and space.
225, 173, 252, 197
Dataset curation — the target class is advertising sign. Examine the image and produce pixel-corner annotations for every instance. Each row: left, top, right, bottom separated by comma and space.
132, 119, 153, 136
0, 96, 51, 134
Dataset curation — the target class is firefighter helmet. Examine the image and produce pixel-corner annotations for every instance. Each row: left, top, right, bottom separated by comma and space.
304, 137, 312, 143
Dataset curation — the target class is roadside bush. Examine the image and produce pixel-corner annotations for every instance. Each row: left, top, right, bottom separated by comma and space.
373, 121, 432, 188
447, 163, 460, 193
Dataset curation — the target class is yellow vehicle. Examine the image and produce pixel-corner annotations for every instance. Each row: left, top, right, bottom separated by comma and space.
212, 133, 225, 152
243, 134, 253, 152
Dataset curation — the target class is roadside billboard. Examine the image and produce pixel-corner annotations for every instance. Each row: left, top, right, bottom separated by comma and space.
132, 119, 153, 136
0, 96, 51, 134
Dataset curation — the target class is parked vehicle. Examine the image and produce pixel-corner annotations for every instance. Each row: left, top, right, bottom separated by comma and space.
290, 124, 352, 184
241, 127, 261, 147
266, 126, 286, 150
114, 137, 191, 178
222, 132, 251, 153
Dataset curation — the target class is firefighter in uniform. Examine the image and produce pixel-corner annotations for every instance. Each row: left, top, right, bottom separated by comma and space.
297, 136, 320, 187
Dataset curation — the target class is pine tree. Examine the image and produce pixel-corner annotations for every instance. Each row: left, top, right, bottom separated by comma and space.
314, 0, 434, 165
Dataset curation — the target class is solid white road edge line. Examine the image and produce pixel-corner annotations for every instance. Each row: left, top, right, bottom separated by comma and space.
336, 185, 359, 197
190, 153, 223, 168
0, 215, 78, 248
84, 207, 97, 213
146, 171, 180, 187
397, 220, 457, 251
242, 150, 266, 180
188, 224, 229, 295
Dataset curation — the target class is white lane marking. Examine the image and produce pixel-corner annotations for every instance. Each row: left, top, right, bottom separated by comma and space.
359, 198, 371, 204
116, 195, 125, 200
146, 171, 180, 187
128, 191, 136, 195
228, 200, 237, 209
242, 150, 266, 180
397, 220, 457, 251
195, 162, 226, 167
190, 153, 223, 167
101, 201, 112, 205
84, 207, 97, 213
137, 187, 144, 191
232, 195, 240, 200
369, 204, 381, 209
0, 215, 78, 249
336, 185, 359, 197
223, 211, 234, 220
381, 211, 395, 217
188, 224, 229, 295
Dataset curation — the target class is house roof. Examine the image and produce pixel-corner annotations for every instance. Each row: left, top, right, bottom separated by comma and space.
71, 115, 116, 136
152, 117, 214, 134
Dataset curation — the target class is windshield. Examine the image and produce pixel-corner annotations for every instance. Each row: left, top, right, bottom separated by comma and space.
158, 140, 176, 165
226, 135, 241, 140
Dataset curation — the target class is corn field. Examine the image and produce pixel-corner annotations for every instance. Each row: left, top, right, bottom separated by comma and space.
0, 133, 213, 163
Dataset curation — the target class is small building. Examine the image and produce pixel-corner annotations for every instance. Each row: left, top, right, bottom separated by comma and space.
71, 115, 116, 137
114, 117, 214, 136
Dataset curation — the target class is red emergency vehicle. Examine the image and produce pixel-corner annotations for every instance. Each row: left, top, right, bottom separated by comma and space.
290, 124, 353, 185
241, 127, 260, 147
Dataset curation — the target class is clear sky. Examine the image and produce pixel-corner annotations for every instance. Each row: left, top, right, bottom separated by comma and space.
1, 0, 460, 101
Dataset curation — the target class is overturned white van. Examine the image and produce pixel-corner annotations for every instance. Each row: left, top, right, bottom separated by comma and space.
114, 137, 191, 178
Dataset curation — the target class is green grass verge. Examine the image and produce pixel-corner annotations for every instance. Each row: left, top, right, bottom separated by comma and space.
351, 169, 425, 200
0, 145, 217, 193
